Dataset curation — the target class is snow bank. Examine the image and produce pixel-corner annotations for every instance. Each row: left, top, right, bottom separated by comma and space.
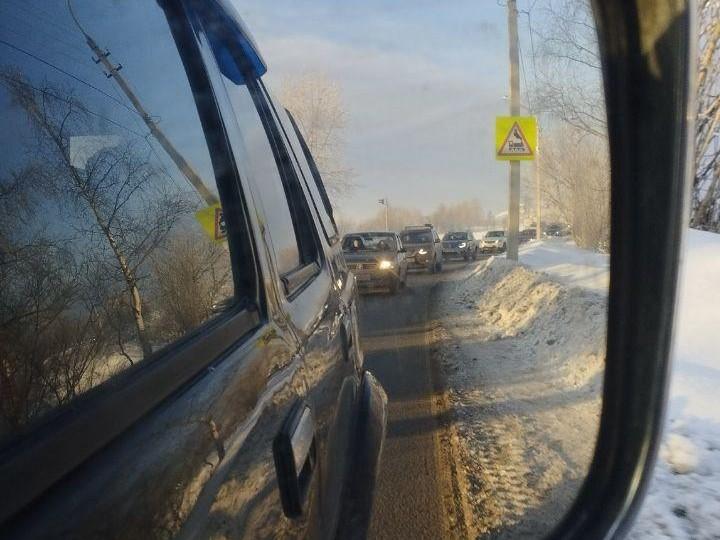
630, 230, 720, 539
519, 239, 610, 293
436, 257, 605, 537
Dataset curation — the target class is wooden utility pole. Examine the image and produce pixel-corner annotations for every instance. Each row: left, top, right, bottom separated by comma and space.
506, 0, 521, 260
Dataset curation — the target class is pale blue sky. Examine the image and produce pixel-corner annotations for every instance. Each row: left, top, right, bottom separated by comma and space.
235, 1, 536, 221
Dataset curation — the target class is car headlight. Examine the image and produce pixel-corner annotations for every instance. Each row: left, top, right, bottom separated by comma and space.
418, 248, 427, 255
458, 242, 467, 248
378, 260, 393, 270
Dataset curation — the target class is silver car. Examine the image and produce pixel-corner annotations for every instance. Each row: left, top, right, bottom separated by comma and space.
480, 230, 507, 253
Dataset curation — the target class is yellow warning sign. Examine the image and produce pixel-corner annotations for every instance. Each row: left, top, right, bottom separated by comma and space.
195, 203, 227, 243
495, 116, 537, 161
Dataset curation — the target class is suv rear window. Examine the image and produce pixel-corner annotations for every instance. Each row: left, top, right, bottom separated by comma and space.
402, 231, 432, 243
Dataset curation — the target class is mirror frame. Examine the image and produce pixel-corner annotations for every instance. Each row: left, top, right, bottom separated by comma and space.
550, 1, 694, 538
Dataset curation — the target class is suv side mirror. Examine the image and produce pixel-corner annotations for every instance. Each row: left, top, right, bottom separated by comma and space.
550, 2, 692, 538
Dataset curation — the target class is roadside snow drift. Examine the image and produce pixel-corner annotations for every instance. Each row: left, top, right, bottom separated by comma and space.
435, 257, 605, 538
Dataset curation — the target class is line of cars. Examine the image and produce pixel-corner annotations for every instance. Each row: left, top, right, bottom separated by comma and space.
342, 224, 512, 294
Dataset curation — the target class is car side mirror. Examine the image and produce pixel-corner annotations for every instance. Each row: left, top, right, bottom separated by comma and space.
548, 1, 692, 538
400, 247, 407, 253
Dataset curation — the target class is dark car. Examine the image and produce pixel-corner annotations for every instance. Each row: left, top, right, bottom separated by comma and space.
342, 232, 409, 293
442, 231, 479, 261
519, 228, 537, 243
544, 223, 572, 237
401, 224, 444, 272
0, 2, 387, 538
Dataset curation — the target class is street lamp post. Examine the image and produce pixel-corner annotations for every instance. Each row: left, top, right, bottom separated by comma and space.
378, 198, 389, 231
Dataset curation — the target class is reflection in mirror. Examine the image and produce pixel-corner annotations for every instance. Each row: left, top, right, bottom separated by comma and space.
246, 0, 609, 537
0, 0, 234, 446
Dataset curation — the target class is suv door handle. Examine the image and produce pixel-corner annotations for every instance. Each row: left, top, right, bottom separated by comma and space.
273, 401, 316, 518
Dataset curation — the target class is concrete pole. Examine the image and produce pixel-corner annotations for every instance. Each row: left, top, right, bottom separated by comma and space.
506, 0, 521, 261
535, 132, 542, 240
385, 198, 389, 231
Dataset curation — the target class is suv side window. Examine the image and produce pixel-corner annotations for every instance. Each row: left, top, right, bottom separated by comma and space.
197, 12, 321, 295
0, 0, 241, 445
268, 100, 339, 244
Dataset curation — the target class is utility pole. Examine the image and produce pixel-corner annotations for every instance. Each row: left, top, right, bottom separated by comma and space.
535, 135, 542, 240
506, 0, 521, 260
379, 198, 389, 231
67, 0, 218, 207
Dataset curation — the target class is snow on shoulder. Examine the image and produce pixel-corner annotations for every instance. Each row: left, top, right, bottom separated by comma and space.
435, 256, 605, 537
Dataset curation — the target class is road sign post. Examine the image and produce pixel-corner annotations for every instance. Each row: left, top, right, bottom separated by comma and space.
495, 114, 537, 261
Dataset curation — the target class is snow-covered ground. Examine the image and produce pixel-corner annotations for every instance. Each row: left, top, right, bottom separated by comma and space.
438, 231, 720, 538
520, 233, 720, 538
519, 239, 609, 293
435, 255, 606, 537
629, 230, 720, 539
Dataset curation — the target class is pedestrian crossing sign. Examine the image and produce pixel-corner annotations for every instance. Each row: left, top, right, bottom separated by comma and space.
496, 116, 537, 160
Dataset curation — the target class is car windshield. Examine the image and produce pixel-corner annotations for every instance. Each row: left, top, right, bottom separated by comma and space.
342, 233, 397, 252
444, 232, 468, 241
401, 231, 432, 244
486, 231, 504, 238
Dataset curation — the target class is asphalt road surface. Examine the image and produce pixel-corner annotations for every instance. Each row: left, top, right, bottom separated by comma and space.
361, 260, 485, 539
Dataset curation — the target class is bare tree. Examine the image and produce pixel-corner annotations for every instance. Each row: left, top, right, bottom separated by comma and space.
540, 123, 610, 250
533, 0, 606, 138
279, 73, 355, 199
151, 231, 233, 340
691, 0, 720, 231
2, 73, 192, 361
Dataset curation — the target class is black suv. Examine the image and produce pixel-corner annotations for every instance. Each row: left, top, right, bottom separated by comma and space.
0, 1, 386, 538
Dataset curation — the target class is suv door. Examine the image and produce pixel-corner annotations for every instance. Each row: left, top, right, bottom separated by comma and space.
0, 1, 331, 538
186, 4, 360, 537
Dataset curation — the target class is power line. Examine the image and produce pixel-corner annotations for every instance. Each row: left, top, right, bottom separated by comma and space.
0, 38, 140, 117
0, 23, 96, 76
7, 0, 83, 44
0, 72, 146, 138
2, 0, 88, 56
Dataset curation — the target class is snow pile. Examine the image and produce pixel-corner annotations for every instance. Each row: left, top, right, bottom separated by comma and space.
519, 239, 610, 293
436, 257, 605, 537
630, 230, 720, 539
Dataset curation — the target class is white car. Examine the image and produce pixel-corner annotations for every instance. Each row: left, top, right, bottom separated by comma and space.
480, 230, 507, 253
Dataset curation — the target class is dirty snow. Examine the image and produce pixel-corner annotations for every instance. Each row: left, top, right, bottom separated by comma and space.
435, 257, 605, 537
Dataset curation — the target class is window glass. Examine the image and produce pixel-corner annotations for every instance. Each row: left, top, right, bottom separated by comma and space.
271, 99, 339, 243
0, 0, 233, 444
202, 24, 321, 278
220, 81, 302, 275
